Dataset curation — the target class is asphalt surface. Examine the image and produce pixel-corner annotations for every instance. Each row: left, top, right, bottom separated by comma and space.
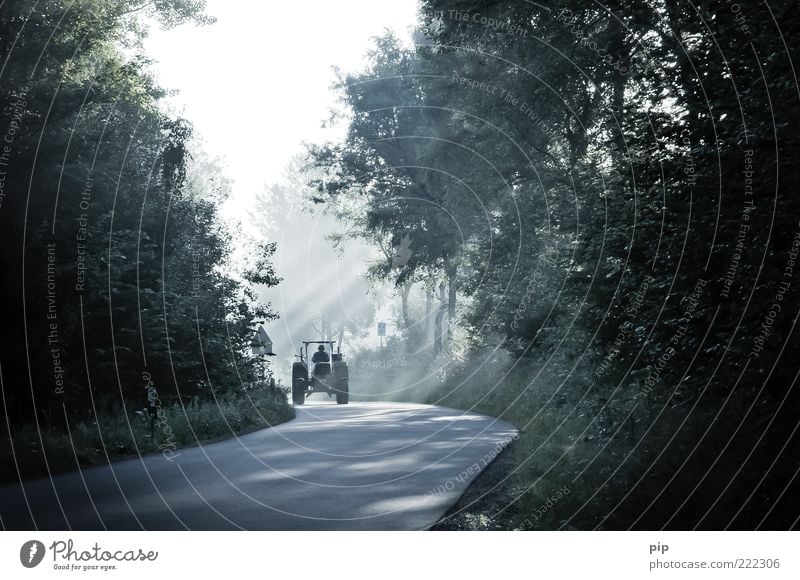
0, 400, 517, 530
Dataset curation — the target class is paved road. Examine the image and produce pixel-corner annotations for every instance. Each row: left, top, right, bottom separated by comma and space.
0, 401, 517, 530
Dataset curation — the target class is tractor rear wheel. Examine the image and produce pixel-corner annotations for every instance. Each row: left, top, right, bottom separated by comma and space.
335, 380, 349, 405
292, 363, 307, 406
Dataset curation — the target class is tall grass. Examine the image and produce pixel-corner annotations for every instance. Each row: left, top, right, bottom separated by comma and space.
344, 324, 779, 529
0, 383, 294, 484
423, 342, 767, 529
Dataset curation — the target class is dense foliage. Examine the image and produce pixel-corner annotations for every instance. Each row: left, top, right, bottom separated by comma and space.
309, 0, 800, 528
0, 0, 287, 477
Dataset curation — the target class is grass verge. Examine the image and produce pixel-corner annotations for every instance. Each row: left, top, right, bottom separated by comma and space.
0, 384, 294, 485
422, 349, 786, 530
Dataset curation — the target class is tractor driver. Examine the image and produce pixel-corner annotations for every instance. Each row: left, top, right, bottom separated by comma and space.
312, 344, 330, 364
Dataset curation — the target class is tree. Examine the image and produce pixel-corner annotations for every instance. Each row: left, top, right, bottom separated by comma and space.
0, 0, 278, 427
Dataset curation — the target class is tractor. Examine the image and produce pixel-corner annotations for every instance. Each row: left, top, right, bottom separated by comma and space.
292, 340, 349, 405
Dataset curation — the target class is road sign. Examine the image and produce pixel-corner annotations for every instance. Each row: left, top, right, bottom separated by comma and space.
377, 322, 386, 337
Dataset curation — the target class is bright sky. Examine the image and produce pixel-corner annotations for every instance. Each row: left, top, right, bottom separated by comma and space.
144, 0, 419, 220
143, 2, 419, 366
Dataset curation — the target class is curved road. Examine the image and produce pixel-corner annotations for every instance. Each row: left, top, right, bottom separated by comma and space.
0, 401, 517, 530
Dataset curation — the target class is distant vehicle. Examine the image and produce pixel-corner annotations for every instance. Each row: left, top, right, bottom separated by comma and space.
292, 340, 349, 405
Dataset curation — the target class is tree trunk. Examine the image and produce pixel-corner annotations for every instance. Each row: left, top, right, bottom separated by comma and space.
604, 15, 630, 175
400, 281, 414, 329
662, 0, 709, 143
433, 282, 446, 355
446, 262, 457, 345
425, 285, 433, 344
